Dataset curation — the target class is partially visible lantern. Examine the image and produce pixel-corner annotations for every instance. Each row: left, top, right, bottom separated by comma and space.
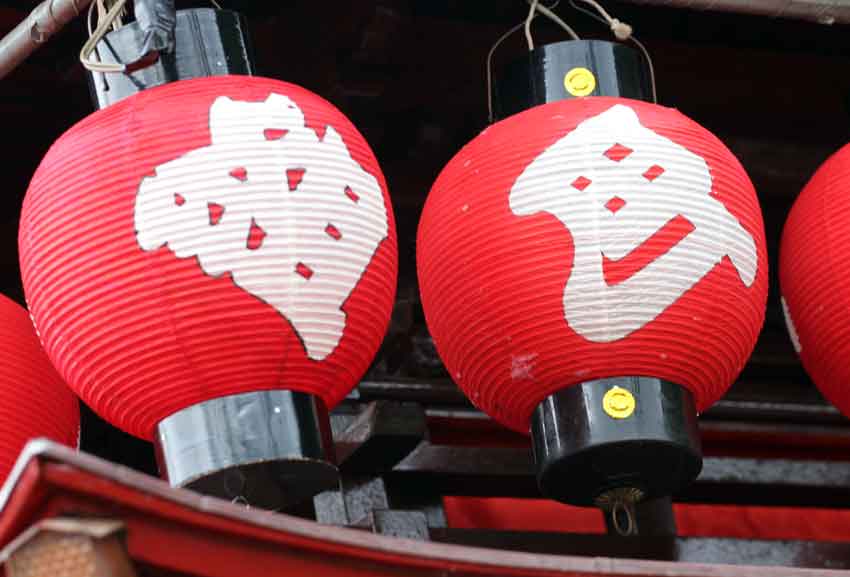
0, 294, 79, 482
19, 75, 397, 508
418, 39, 768, 518
780, 143, 850, 416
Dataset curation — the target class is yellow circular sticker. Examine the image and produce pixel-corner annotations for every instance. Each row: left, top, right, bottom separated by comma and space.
603, 386, 636, 419
564, 67, 597, 97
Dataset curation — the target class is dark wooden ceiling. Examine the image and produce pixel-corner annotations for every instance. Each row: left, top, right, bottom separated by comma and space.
0, 0, 848, 462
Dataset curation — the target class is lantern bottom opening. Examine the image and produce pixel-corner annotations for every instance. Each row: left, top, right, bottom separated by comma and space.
154, 390, 338, 511
531, 377, 702, 507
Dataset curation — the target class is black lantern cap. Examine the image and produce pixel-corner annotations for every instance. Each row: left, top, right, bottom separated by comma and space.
492, 39, 652, 121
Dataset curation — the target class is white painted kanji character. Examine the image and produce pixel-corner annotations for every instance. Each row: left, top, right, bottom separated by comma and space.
135, 94, 389, 360
510, 104, 757, 342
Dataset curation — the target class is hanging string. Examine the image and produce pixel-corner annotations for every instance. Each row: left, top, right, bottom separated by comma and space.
487, 22, 528, 123
487, 1, 579, 122
87, 0, 95, 36
573, 0, 631, 39
533, 2, 580, 43
96, 0, 126, 32
80, 0, 129, 72
526, 0, 579, 46
524, 0, 540, 50
628, 35, 657, 103
569, 0, 657, 103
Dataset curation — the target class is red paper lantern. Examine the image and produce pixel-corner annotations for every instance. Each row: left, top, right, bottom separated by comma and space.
19, 76, 397, 441
0, 294, 78, 481
418, 97, 768, 434
780, 143, 850, 416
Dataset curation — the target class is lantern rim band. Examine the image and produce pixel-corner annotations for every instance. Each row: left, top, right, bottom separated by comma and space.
154, 390, 339, 510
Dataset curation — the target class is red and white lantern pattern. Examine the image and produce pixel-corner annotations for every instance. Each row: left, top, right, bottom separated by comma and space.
135, 93, 389, 361
780, 143, 850, 416
0, 294, 79, 481
418, 97, 768, 433
20, 76, 397, 439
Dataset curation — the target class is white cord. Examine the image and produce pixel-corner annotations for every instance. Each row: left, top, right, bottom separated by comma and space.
87, 0, 95, 36
569, 0, 657, 102
580, 0, 632, 40
487, 21, 527, 122
85, 0, 103, 71
488, 1, 579, 121
533, 2, 580, 41
99, 0, 126, 32
629, 35, 657, 103
575, 0, 614, 25
525, 0, 580, 50
80, 0, 129, 72
524, 0, 540, 50
573, 0, 631, 39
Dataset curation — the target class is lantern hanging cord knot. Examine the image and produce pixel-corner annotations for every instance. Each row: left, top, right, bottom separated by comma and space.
571, 0, 633, 39
569, 0, 657, 103
609, 18, 633, 40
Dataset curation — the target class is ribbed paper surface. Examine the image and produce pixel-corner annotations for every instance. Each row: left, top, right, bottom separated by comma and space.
418, 97, 767, 434
780, 143, 850, 417
20, 76, 397, 440
0, 294, 79, 481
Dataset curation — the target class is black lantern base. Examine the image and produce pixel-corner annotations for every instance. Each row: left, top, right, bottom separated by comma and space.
154, 390, 339, 511
531, 377, 702, 508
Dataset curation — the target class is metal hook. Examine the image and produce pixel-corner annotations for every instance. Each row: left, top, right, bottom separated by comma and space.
611, 499, 637, 536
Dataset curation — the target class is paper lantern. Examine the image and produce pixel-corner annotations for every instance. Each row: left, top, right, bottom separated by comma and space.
19, 75, 397, 505
780, 143, 850, 416
0, 294, 79, 481
418, 94, 768, 505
